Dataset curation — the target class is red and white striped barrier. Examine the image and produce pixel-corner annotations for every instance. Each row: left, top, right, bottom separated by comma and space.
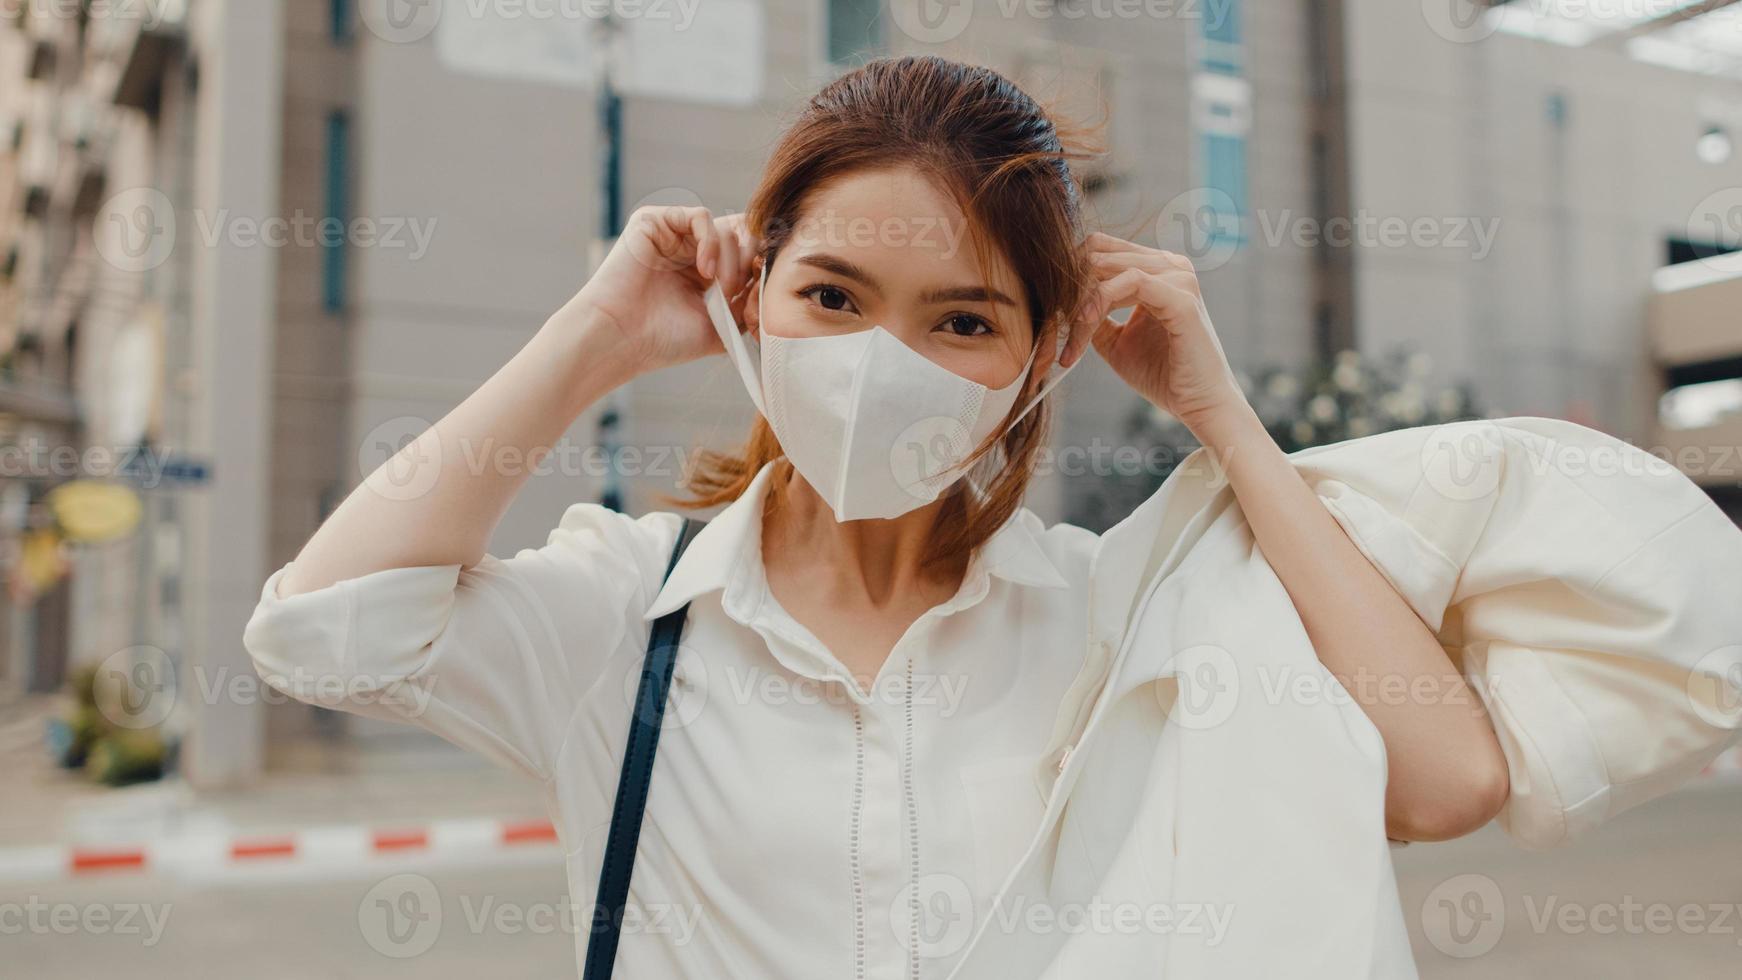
6, 746, 1739, 884
0, 818, 560, 884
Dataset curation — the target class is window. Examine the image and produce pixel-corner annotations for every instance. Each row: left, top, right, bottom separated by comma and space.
1193, 0, 1247, 251
323, 111, 350, 315
331, 0, 354, 44
1200, 130, 1248, 248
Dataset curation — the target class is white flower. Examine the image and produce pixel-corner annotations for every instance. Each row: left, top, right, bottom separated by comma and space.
1394, 384, 1426, 423
1291, 420, 1315, 444
1266, 373, 1300, 400
1332, 362, 1363, 392
1335, 349, 1362, 369
1308, 393, 1339, 423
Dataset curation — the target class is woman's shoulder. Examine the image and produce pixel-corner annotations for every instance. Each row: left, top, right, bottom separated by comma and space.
543, 501, 687, 599
1011, 507, 1101, 587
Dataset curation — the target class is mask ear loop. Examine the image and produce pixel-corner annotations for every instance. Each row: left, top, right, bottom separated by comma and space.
953, 315, 1082, 498
702, 262, 767, 414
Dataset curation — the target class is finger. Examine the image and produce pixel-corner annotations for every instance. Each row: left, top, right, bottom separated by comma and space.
1132, 275, 1204, 331
647, 206, 704, 267
735, 218, 759, 296
635, 206, 683, 259
1094, 268, 1201, 337
1059, 313, 1091, 369
713, 217, 741, 296
1085, 230, 1142, 253
1089, 249, 1177, 276
1088, 308, 1134, 364
720, 213, 756, 298
1092, 267, 1149, 322
686, 208, 716, 279
1060, 290, 1103, 368
1155, 250, 1195, 272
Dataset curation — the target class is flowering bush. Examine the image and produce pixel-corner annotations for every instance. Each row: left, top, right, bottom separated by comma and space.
1064, 347, 1485, 532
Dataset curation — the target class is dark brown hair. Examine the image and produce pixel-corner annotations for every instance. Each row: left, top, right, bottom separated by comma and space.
680, 55, 1097, 566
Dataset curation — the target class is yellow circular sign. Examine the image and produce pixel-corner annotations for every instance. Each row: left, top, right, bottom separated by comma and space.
48, 480, 143, 544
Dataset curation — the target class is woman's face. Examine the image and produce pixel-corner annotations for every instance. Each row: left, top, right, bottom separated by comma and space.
750, 166, 1035, 391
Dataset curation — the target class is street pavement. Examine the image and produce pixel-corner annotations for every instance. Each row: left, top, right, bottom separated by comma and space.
4, 780, 1738, 977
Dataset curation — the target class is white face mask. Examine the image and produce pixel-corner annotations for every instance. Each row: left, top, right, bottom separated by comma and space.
702, 262, 1078, 521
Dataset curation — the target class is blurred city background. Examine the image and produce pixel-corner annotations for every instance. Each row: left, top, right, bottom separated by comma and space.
1, 0, 1740, 976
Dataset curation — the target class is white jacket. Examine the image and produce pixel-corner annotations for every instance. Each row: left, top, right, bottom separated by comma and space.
945, 416, 1742, 978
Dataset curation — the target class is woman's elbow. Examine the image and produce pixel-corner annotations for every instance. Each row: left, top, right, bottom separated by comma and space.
1389, 754, 1512, 843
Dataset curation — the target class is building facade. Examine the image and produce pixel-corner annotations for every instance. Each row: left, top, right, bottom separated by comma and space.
3, 0, 1737, 781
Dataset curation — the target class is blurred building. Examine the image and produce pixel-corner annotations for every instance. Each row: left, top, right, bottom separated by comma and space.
1344, 3, 1742, 450
0, 0, 281, 785
0, 0, 1737, 782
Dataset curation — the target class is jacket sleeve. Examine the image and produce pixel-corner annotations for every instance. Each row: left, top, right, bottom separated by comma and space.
242, 504, 681, 781
1291, 417, 1742, 850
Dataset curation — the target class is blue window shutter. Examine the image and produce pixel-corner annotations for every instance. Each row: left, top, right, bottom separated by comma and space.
1202, 131, 1248, 247
1193, 0, 1247, 250
331, 0, 353, 44
323, 111, 350, 315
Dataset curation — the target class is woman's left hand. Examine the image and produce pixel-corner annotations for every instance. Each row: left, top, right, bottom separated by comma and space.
1072, 231, 1251, 437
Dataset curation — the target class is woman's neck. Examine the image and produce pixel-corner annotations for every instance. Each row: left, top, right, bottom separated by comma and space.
761, 465, 966, 610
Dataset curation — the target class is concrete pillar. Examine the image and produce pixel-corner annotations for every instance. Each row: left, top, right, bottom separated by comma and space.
181, 0, 283, 787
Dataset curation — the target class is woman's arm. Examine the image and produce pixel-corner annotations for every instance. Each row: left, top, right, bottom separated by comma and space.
1080, 231, 1509, 842
279, 207, 753, 597
278, 308, 631, 596
1192, 404, 1510, 841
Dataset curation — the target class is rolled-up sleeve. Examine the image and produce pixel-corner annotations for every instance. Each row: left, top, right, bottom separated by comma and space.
242, 505, 682, 781
1297, 417, 1742, 850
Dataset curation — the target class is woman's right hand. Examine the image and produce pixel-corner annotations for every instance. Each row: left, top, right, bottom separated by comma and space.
561, 206, 758, 379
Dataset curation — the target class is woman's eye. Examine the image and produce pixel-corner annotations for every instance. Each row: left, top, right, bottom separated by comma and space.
943, 314, 992, 337
799, 285, 855, 313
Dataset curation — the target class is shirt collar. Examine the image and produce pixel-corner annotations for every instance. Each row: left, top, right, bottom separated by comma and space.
643, 462, 1070, 621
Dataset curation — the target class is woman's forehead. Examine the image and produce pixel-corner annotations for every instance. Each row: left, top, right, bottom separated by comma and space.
780, 168, 1023, 299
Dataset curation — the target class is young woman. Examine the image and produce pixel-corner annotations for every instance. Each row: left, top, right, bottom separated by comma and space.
245, 55, 1510, 976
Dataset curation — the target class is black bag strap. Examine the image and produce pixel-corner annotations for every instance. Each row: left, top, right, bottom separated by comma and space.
583, 515, 706, 979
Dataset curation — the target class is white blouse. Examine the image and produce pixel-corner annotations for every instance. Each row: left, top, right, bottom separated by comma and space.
243, 460, 1103, 979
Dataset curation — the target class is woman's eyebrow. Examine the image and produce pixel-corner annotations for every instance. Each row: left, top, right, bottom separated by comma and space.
794, 253, 884, 295
793, 253, 1016, 307
919, 284, 1017, 307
